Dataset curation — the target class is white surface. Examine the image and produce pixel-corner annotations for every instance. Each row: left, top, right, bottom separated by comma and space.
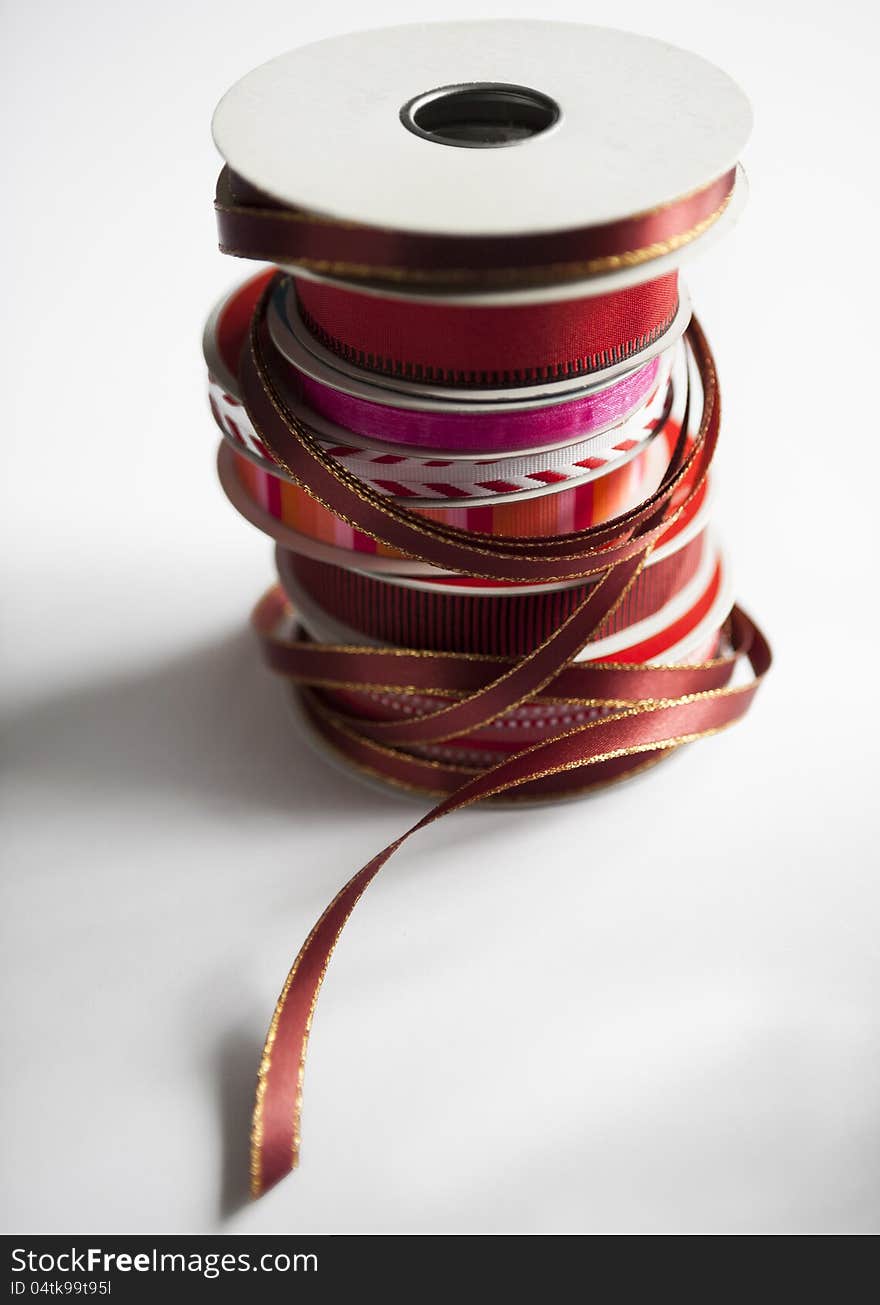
213, 21, 751, 234
2, 0, 879, 1236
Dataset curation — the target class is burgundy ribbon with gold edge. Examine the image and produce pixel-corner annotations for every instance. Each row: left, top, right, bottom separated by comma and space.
216, 166, 737, 289
251, 597, 769, 1195
231, 276, 771, 1196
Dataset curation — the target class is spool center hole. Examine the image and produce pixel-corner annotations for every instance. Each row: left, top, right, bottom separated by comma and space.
400, 83, 560, 148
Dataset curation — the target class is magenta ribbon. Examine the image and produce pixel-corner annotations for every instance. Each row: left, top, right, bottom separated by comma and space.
284, 355, 662, 453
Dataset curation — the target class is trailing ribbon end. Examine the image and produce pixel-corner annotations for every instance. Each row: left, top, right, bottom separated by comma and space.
249, 859, 393, 1198
234, 280, 771, 1195
246, 604, 770, 1195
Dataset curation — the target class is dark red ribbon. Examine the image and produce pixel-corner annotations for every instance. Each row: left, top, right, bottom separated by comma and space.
216, 167, 737, 289
228, 278, 771, 1196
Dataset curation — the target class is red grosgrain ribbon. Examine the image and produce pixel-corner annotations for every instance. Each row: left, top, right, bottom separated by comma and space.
233, 278, 771, 1195
294, 273, 680, 385
215, 166, 737, 289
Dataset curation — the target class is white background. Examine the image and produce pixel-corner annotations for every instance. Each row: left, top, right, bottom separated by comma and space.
3, 0, 878, 1235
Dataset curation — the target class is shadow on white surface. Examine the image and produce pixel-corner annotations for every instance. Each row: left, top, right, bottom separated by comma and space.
4, 629, 401, 1225
3, 628, 393, 819
216, 1027, 265, 1218
5, 629, 880, 1233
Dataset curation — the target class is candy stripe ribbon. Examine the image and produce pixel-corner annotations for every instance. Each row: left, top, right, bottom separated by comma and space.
216, 385, 670, 497
210, 365, 668, 487
215, 166, 737, 288
230, 277, 771, 1195
293, 272, 680, 385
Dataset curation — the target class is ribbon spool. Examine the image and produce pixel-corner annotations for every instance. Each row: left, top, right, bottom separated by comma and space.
205, 20, 770, 1200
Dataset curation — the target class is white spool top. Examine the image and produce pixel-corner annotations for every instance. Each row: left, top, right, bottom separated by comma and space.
213, 21, 752, 238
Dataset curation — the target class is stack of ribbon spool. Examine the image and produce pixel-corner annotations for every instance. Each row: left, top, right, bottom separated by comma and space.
203, 21, 771, 1197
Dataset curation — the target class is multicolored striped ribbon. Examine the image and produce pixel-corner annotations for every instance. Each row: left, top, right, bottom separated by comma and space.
222, 419, 680, 546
